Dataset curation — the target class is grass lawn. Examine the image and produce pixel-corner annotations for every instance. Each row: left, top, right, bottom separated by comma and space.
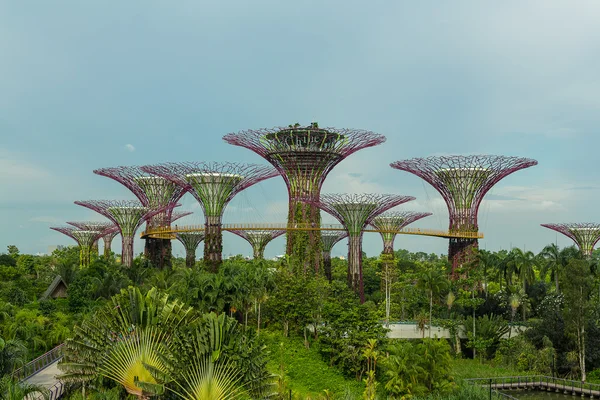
262, 331, 364, 398
453, 357, 537, 380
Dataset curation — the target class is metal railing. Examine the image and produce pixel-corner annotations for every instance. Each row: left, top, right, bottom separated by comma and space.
466, 375, 600, 397
13, 344, 64, 381
26, 381, 65, 400
141, 223, 485, 240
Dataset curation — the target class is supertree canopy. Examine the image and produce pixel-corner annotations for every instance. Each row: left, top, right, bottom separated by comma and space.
142, 162, 278, 272
93, 166, 188, 268
321, 231, 348, 282
74, 200, 169, 267
67, 221, 117, 258
229, 230, 286, 260
50, 226, 104, 268
541, 223, 600, 257
170, 210, 193, 224
223, 123, 386, 274
370, 211, 432, 255
305, 193, 415, 302
175, 232, 205, 268
391, 155, 537, 273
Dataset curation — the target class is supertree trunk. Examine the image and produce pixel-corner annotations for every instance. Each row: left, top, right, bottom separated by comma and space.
92, 240, 99, 257
382, 238, 394, 255
322, 251, 332, 282
102, 232, 118, 258
254, 244, 266, 260
144, 237, 172, 269
185, 248, 196, 268
204, 215, 222, 272
449, 237, 478, 274
348, 234, 364, 303
287, 197, 322, 274
121, 236, 135, 267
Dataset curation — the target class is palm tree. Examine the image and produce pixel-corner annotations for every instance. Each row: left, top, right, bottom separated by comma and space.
417, 268, 449, 338
540, 243, 562, 292
0, 337, 27, 376
58, 287, 197, 399
474, 250, 497, 298
506, 248, 537, 319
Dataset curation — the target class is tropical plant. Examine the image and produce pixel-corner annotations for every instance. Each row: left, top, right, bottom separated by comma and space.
0, 376, 49, 400
417, 268, 448, 338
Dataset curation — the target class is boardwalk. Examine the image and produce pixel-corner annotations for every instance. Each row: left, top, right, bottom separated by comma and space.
468, 376, 600, 398
13, 345, 65, 400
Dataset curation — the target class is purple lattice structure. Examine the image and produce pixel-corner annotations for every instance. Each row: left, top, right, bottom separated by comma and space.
50, 226, 104, 267
229, 230, 286, 260
67, 221, 117, 258
175, 232, 205, 267
93, 166, 189, 268
304, 193, 415, 302
142, 162, 278, 272
74, 200, 171, 267
170, 211, 193, 224
541, 223, 600, 257
321, 231, 348, 282
391, 155, 537, 274
223, 123, 386, 273
370, 211, 432, 255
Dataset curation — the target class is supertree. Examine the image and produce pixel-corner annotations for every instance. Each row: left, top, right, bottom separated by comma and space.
305, 193, 415, 302
170, 210, 193, 224
50, 226, 104, 268
320, 231, 348, 282
223, 123, 386, 273
229, 230, 286, 260
175, 232, 205, 267
67, 221, 117, 258
93, 166, 189, 268
370, 211, 432, 255
142, 162, 278, 272
100, 228, 120, 258
391, 155, 537, 274
74, 200, 170, 267
541, 223, 600, 257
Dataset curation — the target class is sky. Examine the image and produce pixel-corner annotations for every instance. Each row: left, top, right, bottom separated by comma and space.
2, 1, 600, 259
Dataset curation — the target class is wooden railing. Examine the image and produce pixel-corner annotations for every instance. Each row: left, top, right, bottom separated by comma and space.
141, 223, 484, 240
466, 375, 600, 398
13, 343, 64, 381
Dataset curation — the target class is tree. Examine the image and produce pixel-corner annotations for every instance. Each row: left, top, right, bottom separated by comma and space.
417, 267, 448, 338
507, 248, 537, 319
561, 259, 594, 382
0, 337, 27, 376
0, 376, 48, 400
6, 246, 19, 259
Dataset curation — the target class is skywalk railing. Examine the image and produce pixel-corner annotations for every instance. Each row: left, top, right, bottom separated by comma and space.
141, 223, 484, 240
466, 375, 600, 398
13, 343, 64, 381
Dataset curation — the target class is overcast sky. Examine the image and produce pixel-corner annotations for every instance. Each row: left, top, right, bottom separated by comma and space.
2, 1, 600, 259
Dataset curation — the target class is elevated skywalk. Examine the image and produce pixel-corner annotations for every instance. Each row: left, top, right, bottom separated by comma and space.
13, 344, 65, 400
141, 223, 484, 240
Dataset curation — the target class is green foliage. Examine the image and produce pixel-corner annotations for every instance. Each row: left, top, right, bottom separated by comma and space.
381, 339, 455, 398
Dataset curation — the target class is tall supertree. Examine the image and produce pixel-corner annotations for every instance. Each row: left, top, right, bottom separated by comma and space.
229, 230, 286, 260
305, 193, 415, 302
93, 166, 188, 268
321, 231, 348, 282
223, 123, 386, 273
50, 227, 104, 268
370, 211, 432, 255
142, 162, 278, 272
541, 223, 600, 257
391, 155, 537, 273
175, 232, 205, 267
170, 210, 193, 224
67, 221, 117, 259
74, 200, 169, 267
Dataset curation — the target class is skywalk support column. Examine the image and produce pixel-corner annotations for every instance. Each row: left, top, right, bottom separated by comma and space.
93, 167, 187, 269
541, 223, 600, 257
305, 193, 415, 302
175, 232, 205, 267
75, 200, 169, 267
230, 230, 286, 259
391, 155, 537, 275
321, 231, 348, 282
142, 162, 278, 273
224, 123, 386, 275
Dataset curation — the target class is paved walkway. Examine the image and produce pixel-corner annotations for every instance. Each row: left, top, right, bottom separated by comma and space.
386, 323, 525, 339
24, 360, 62, 399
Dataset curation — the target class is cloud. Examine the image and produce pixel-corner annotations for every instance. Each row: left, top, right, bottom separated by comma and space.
124, 144, 136, 152
0, 151, 51, 182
